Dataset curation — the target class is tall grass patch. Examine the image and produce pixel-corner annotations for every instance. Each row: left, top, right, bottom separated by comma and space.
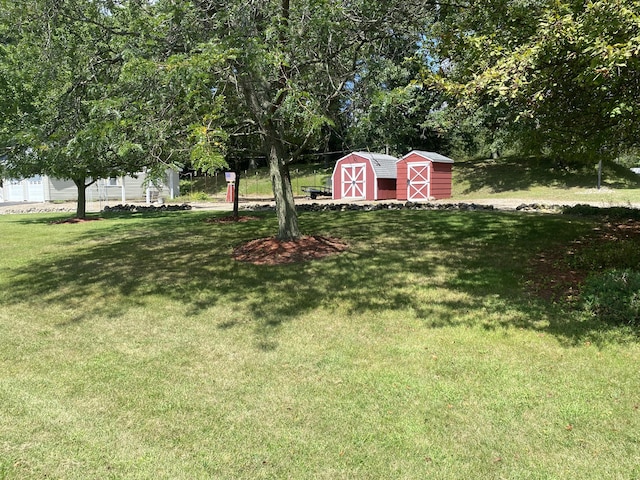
582, 269, 640, 326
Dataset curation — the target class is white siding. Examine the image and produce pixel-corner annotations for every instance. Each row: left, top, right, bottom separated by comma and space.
2, 170, 180, 203
47, 178, 77, 201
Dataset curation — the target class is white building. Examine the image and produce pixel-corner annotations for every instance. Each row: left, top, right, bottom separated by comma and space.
0, 170, 180, 203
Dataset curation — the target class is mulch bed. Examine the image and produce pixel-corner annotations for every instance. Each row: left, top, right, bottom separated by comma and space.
528, 220, 640, 302
205, 215, 260, 224
528, 251, 588, 303
206, 214, 348, 264
51, 217, 103, 224
233, 235, 349, 265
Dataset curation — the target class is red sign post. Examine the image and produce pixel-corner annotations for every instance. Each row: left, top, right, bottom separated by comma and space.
225, 172, 236, 203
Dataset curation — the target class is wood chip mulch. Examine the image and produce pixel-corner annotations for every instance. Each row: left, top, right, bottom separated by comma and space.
50, 217, 103, 224
233, 235, 349, 265
205, 215, 260, 224
528, 220, 640, 302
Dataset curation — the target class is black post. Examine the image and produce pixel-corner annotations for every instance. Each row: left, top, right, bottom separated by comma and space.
597, 159, 602, 190
233, 171, 240, 218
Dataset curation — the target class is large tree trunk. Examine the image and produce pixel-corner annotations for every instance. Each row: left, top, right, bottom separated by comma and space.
73, 178, 87, 219
266, 135, 300, 240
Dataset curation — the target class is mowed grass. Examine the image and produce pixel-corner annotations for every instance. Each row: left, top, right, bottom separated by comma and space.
453, 156, 640, 204
0, 208, 639, 479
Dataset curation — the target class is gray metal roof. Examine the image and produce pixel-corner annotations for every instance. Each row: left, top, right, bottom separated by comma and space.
402, 151, 454, 164
352, 151, 398, 178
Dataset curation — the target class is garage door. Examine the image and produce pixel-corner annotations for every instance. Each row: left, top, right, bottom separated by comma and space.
6, 179, 25, 202
4, 176, 45, 202
27, 175, 45, 202
341, 163, 366, 199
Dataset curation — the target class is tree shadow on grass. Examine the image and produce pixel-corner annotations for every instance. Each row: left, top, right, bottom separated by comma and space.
456, 156, 640, 195
0, 208, 623, 348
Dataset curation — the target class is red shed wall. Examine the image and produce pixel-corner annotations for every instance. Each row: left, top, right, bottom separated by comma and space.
331, 158, 341, 200
431, 162, 452, 199
396, 161, 408, 201
364, 162, 376, 200
376, 178, 397, 200
331, 156, 344, 200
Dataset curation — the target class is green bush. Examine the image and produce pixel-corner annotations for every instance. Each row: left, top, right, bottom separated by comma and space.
581, 269, 640, 326
186, 191, 210, 201
180, 179, 195, 196
178, 179, 211, 201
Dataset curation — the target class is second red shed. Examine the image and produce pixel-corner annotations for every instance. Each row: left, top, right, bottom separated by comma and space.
332, 151, 398, 201
396, 151, 454, 201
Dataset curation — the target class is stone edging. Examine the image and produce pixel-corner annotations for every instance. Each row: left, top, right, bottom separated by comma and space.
1, 201, 631, 216
103, 204, 192, 213
243, 201, 568, 213
0, 205, 76, 215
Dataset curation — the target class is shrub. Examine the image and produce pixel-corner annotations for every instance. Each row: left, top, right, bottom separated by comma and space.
180, 179, 195, 196
188, 191, 210, 201
581, 269, 640, 327
563, 204, 602, 217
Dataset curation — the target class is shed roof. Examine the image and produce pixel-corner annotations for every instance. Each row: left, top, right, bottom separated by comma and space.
352, 151, 398, 178
402, 151, 454, 164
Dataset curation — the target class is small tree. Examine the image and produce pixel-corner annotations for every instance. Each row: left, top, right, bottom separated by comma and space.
186, 0, 438, 240
0, 1, 146, 217
1, 1, 228, 217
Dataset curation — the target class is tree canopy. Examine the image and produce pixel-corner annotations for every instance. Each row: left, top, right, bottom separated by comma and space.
1, 0, 439, 230
433, 0, 640, 162
0, 0, 227, 217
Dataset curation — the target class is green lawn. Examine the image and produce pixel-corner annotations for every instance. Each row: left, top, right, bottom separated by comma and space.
452, 156, 640, 205
1, 208, 639, 479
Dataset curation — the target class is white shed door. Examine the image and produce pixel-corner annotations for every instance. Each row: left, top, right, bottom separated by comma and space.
408, 163, 430, 201
341, 163, 366, 199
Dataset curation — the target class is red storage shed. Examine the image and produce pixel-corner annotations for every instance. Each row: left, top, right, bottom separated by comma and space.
397, 151, 454, 201
332, 152, 398, 201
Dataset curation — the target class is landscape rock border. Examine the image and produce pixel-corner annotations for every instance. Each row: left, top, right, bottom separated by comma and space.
242, 201, 572, 213
102, 203, 192, 213
1, 200, 637, 216
0, 202, 192, 215
0, 205, 76, 215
